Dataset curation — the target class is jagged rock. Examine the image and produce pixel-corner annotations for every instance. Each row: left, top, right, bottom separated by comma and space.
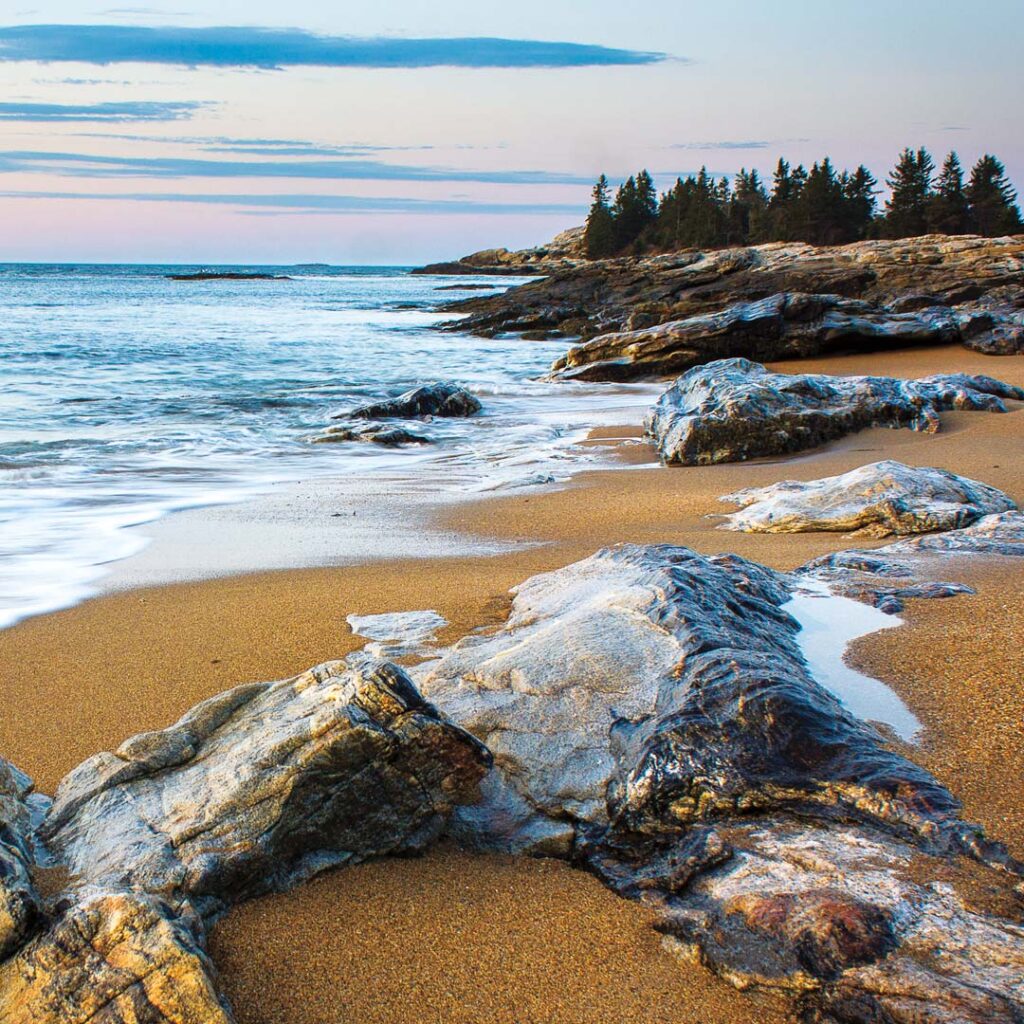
311, 423, 432, 446
550, 292, 964, 382
0, 758, 45, 960
0, 888, 234, 1023
442, 235, 1024, 349
963, 321, 1024, 354
339, 382, 482, 420
799, 510, 1024, 611
414, 542, 1024, 1021
413, 225, 585, 276
643, 358, 1023, 465
40, 660, 490, 919
720, 460, 1016, 537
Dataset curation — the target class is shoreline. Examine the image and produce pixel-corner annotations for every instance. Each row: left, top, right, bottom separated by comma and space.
4, 343, 1023, 1022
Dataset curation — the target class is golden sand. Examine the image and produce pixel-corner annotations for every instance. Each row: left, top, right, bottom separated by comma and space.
1, 344, 1021, 1022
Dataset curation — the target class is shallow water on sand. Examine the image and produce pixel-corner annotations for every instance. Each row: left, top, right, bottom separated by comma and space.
0, 263, 659, 628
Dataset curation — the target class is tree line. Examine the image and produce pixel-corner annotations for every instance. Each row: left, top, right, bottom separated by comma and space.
583, 149, 1023, 258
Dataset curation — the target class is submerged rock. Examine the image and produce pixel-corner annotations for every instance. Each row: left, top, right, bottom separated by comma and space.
40, 660, 490, 919
312, 423, 432, 446
415, 542, 1024, 1021
0, 889, 234, 1023
341, 382, 481, 420
0, 758, 44, 960
643, 358, 1023, 465
720, 460, 1016, 537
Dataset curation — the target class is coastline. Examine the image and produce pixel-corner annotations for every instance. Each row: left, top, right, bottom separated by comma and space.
4, 342, 1022, 1022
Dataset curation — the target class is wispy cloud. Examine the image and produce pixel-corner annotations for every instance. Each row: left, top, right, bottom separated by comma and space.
0, 25, 668, 69
671, 139, 810, 151
0, 100, 205, 122
0, 149, 590, 184
76, 134, 439, 157
0, 188, 584, 216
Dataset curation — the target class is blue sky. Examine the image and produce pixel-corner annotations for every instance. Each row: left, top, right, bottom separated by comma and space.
0, 0, 1020, 262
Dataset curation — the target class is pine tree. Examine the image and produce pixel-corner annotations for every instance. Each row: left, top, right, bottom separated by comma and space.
884, 147, 935, 237
926, 153, 970, 235
966, 154, 1023, 236
635, 169, 659, 222
583, 174, 617, 258
842, 165, 878, 241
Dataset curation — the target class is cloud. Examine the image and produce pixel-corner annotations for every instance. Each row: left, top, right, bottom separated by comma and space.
0, 25, 668, 69
0, 148, 590, 184
671, 139, 810, 151
77, 134, 438, 156
0, 100, 205, 122
0, 188, 584, 216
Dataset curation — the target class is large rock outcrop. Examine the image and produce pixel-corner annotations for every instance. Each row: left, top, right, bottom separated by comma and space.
0, 889, 234, 1024
441, 236, 1024, 353
40, 660, 491, 919
643, 358, 1024, 465
413, 225, 585, 276
720, 460, 1017, 537
0, 758, 44, 960
339, 381, 482, 420
413, 542, 1024, 1022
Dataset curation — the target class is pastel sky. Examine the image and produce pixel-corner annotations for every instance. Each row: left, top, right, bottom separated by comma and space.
0, 0, 1021, 263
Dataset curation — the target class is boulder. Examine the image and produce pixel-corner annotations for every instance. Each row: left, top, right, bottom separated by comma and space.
720, 460, 1016, 536
340, 382, 481, 420
643, 358, 1023, 465
413, 542, 1024, 1021
311, 423, 432, 446
0, 758, 45, 960
40, 660, 490, 919
550, 292, 963, 382
0, 888, 234, 1024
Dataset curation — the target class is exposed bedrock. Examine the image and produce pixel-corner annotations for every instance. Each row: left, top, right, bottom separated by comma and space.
311, 422, 432, 446
720, 460, 1017, 537
39, 659, 491, 920
441, 235, 1024, 351
0, 889, 235, 1024
643, 358, 1024, 465
338, 381, 482, 420
0, 758, 46, 960
414, 542, 1024, 1021
798, 510, 1024, 612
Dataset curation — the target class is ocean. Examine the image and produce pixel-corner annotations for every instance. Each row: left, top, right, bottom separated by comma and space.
0, 264, 658, 630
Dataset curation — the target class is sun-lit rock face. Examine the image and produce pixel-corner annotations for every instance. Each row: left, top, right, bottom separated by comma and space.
720, 460, 1017, 537
40, 659, 491, 918
642, 358, 1023, 465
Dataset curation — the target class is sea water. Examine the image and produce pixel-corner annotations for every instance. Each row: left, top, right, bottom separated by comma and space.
0, 264, 659, 629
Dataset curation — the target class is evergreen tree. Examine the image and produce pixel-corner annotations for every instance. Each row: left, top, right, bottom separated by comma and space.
583, 174, 617, 258
635, 169, 659, 221
797, 158, 846, 244
884, 147, 935, 237
730, 168, 769, 242
966, 154, 1023, 236
842, 165, 879, 241
926, 152, 970, 235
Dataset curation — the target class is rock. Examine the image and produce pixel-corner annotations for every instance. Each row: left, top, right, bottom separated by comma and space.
643, 358, 1023, 465
550, 292, 963, 382
720, 460, 1016, 537
311, 423, 432, 446
347, 610, 449, 660
414, 542, 1024, 1020
415, 544, 983, 859
40, 660, 490, 919
799, 510, 1024, 611
413, 226, 585, 276
441, 235, 1024, 355
0, 888, 234, 1023
0, 758, 45, 960
963, 321, 1024, 354
340, 382, 482, 420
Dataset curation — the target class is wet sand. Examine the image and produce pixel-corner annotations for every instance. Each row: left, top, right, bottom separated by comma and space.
1, 344, 1022, 1022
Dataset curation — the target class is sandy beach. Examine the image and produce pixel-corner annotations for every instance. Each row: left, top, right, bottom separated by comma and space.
2, 344, 1022, 1022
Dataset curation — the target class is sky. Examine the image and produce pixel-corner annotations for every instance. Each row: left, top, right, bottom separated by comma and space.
0, 0, 1021, 263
